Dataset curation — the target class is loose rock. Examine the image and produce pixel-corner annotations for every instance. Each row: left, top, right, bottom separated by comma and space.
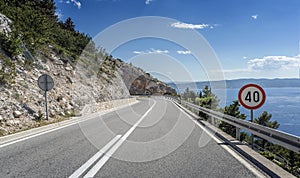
13, 111, 22, 118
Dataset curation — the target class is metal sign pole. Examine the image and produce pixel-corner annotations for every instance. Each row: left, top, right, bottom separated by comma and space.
38, 74, 54, 121
45, 91, 48, 120
250, 109, 254, 149
238, 84, 266, 150
45, 75, 48, 120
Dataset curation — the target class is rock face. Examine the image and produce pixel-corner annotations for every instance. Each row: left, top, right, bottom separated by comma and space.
0, 14, 176, 136
0, 53, 176, 135
0, 13, 12, 34
119, 64, 176, 95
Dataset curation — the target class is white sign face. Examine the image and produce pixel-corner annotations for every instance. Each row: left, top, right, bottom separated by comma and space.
38, 74, 54, 91
238, 84, 266, 110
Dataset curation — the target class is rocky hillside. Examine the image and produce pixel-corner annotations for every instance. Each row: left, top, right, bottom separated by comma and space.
0, 13, 176, 136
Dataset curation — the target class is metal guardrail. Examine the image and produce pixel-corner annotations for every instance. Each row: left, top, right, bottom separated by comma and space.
166, 97, 300, 154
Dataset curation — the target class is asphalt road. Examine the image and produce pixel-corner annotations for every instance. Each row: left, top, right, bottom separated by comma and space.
0, 97, 262, 178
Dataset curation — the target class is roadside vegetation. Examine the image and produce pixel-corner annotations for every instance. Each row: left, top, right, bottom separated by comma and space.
181, 86, 300, 177
0, 0, 91, 59
0, 0, 96, 85
0, 0, 121, 135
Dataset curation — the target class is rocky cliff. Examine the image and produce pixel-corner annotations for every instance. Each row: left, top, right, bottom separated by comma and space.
0, 14, 176, 136
119, 63, 176, 95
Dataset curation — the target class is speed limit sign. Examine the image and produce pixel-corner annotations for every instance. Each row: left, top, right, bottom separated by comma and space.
238, 84, 266, 110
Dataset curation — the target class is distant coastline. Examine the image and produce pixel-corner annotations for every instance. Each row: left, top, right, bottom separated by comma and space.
168, 78, 300, 91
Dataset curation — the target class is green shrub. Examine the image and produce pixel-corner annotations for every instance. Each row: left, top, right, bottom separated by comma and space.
35, 110, 44, 121
0, 57, 16, 84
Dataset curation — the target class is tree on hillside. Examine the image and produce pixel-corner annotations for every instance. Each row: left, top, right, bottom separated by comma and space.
219, 100, 246, 139
197, 85, 219, 109
193, 85, 220, 120
39, 0, 56, 17
63, 17, 75, 32
253, 111, 279, 149
253, 112, 299, 176
0, 0, 92, 60
254, 111, 279, 129
182, 87, 197, 103
0, 0, 93, 86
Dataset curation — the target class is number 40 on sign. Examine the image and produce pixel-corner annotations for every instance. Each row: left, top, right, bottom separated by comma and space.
238, 84, 266, 148
238, 84, 266, 110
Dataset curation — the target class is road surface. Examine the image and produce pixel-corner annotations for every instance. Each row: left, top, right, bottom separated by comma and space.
0, 97, 263, 178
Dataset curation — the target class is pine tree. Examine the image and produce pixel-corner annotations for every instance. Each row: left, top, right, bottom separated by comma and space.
0, 0, 91, 61
219, 100, 246, 138
254, 111, 279, 149
254, 111, 279, 129
63, 17, 75, 32
197, 85, 219, 109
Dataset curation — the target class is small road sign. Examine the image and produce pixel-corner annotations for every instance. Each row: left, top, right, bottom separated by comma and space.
37, 74, 54, 120
238, 83, 266, 149
238, 84, 266, 110
38, 74, 54, 91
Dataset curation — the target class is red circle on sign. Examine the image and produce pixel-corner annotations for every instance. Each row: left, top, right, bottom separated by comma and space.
238, 84, 266, 110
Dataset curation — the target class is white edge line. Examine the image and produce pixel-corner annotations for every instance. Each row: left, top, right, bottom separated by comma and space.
69, 135, 122, 178
170, 100, 266, 178
0, 100, 139, 149
83, 99, 156, 178
0, 122, 77, 149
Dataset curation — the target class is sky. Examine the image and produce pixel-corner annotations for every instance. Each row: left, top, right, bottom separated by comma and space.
54, 0, 300, 82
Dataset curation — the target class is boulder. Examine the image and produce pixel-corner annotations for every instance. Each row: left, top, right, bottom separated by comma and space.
0, 13, 12, 34
60, 112, 65, 117
6, 119, 21, 126
13, 111, 22, 118
65, 66, 72, 71
66, 76, 73, 83
42, 64, 50, 72
0, 127, 8, 135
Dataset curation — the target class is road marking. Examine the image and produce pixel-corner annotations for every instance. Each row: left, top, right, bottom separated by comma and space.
171, 100, 266, 178
83, 99, 157, 178
0, 122, 78, 149
69, 135, 122, 178
0, 100, 139, 149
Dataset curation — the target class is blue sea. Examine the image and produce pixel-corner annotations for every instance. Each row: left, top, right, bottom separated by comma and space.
212, 88, 300, 137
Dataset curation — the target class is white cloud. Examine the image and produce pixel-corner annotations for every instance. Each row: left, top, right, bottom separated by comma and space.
133, 48, 169, 55
222, 68, 251, 73
248, 55, 300, 70
211, 68, 251, 74
133, 51, 143, 54
243, 56, 248, 59
251, 14, 258, 20
171, 22, 215, 30
210, 55, 300, 79
71, 0, 81, 9
177, 50, 191, 55
58, 0, 81, 9
55, 10, 63, 19
213, 55, 300, 75
145, 0, 154, 5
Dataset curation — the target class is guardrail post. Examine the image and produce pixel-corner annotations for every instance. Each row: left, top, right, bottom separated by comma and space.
236, 127, 240, 141
211, 117, 215, 126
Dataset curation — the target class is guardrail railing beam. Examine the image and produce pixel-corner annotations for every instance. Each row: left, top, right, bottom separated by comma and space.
165, 96, 300, 154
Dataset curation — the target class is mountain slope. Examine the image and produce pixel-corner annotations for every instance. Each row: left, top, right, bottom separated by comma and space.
0, 11, 176, 136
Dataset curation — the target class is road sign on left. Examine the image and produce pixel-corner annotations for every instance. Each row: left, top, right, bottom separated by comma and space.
38, 74, 54, 91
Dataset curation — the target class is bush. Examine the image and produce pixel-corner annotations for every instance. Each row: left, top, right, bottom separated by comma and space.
0, 31, 21, 57
0, 57, 16, 84
34, 110, 44, 121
